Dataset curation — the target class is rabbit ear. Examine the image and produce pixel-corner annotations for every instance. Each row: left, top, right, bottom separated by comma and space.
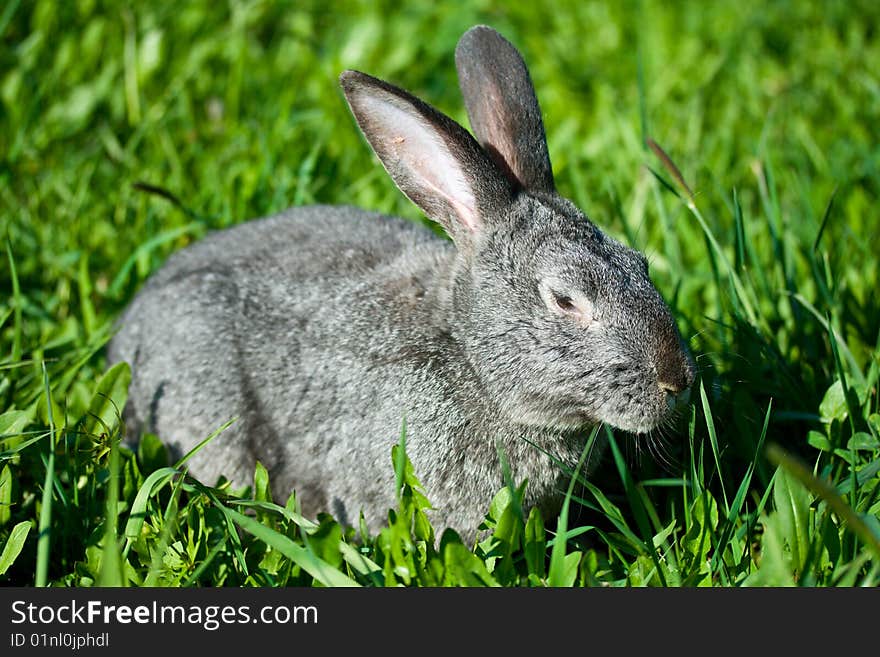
455, 25, 555, 193
340, 70, 513, 243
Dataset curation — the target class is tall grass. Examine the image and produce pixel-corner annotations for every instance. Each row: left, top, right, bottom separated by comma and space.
1, 1, 878, 586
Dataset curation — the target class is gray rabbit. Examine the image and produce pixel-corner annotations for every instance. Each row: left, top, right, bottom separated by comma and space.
108, 25, 695, 540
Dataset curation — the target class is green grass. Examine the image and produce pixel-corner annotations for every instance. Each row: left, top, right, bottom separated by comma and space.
2, 0, 879, 586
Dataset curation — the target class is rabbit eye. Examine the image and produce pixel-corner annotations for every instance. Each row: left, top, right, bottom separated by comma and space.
540, 281, 591, 322
553, 292, 576, 312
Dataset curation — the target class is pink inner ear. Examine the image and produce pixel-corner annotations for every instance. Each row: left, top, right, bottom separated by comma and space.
410, 167, 479, 232
472, 81, 520, 186
360, 94, 480, 233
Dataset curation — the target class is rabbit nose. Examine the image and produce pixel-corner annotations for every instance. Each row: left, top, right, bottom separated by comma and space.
658, 377, 687, 395
658, 353, 695, 407
660, 380, 691, 409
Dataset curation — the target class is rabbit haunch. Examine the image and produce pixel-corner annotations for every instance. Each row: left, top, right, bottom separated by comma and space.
108, 25, 694, 540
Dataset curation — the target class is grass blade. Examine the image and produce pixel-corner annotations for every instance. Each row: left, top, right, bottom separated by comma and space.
173, 419, 236, 469
98, 437, 124, 586
647, 138, 694, 199
6, 242, 22, 363
224, 507, 360, 587
108, 222, 204, 298
35, 363, 56, 587
637, 41, 648, 149
712, 399, 772, 573
606, 428, 667, 585
123, 467, 181, 543
788, 294, 866, 387
548, 425, 599, 586
700, 380, 729, 512
812, 185, 837, 253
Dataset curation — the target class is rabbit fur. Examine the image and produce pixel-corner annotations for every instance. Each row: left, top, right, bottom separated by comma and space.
108, 25, 695, 540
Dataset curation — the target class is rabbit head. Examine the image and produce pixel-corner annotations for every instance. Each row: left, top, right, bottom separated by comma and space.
340, 25, 694, 435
